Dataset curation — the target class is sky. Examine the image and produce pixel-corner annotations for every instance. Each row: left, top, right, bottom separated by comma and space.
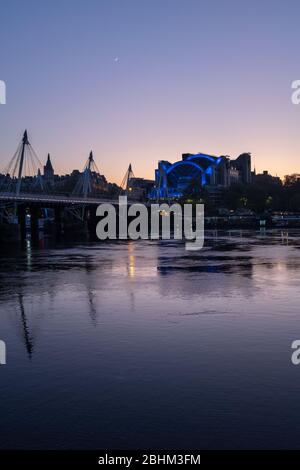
1, 0, 300, 183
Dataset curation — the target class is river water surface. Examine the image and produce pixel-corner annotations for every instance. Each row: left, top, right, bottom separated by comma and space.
1, 229, 300, 449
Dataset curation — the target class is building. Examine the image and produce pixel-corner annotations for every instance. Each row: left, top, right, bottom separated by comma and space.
229, 153, 252, 184
254, 170, 281, 186
127, 177, 155, 200
150, 152, 252, 199
43, 154, 54, 184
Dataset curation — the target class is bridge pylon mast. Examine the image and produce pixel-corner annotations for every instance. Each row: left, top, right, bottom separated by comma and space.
16, 130, 29, 196
73, 150, 101, 198
82, 151, 93, 198
119, 164, 135, 195
1, 130, 45, 196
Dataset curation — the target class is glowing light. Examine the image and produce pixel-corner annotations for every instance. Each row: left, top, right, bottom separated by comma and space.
127, 243, 135, 278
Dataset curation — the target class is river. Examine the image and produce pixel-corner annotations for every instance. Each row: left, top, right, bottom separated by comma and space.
0, 229, 300, 449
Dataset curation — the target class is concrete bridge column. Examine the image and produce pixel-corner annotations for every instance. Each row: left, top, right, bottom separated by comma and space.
17, 205, 26, 240
87, 206, 98, 241
30, 205, 40, 244
54, 206, 62, 239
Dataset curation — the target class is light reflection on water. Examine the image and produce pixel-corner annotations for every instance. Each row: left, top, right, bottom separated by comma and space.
0, 230, 300, 449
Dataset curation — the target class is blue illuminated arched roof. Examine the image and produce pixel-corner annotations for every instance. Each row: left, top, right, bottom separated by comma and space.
166, 160, 204, 187
158, 154, 224, 190
166, 160, 205, 174
185, 153, 222, 170
186, 153, 217, 163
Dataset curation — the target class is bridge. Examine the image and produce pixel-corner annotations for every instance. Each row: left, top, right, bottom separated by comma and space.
0, 131, 142, 242
0, 191, 124, 206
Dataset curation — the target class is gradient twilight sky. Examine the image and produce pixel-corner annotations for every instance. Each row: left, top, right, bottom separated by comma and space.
1, 0, 300, 183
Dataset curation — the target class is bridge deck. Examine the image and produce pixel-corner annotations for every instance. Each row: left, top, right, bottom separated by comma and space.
0, 192, 143, 206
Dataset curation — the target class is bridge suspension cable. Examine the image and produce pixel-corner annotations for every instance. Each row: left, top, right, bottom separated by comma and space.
72, 151, 101, 198
0, 130, 48, 195
119, 164, 135, 195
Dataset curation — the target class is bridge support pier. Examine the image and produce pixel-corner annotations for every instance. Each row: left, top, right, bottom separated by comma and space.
87, 206, 98, 241
54, 206, 63, 239
30, 205, 40, 244
17, 205, 26, 241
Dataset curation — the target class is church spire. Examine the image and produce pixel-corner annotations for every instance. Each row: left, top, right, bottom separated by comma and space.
45, 153, 53, 171
44, 153, 54, 180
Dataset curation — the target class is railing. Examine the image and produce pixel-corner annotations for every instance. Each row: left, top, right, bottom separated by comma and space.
0, 192, 143, 205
